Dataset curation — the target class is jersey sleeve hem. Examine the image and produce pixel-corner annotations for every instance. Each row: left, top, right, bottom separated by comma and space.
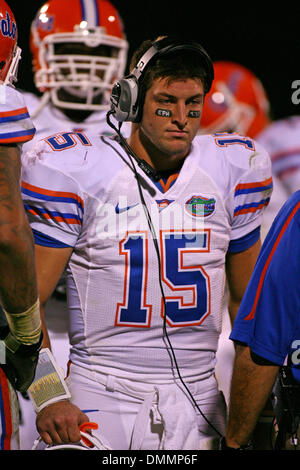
33, 229, 73, 248
228, 226, 260, 253
28, 221, 78, 248
230, 328, 285, 365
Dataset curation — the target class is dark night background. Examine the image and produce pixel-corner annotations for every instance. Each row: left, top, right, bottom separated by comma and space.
6, 1, 300, 121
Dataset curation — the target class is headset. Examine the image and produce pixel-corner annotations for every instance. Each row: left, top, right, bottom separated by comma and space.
107, 36, 214, 181
109, 36, 214, 123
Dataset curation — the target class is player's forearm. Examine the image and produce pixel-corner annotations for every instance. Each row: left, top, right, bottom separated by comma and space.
0, 221, 38, 312
226, 344, 279, 447
226, 239, 262, 326
0, 145, 38, 311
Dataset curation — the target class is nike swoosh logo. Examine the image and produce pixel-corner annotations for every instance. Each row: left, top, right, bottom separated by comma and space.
115, 203, 139, 214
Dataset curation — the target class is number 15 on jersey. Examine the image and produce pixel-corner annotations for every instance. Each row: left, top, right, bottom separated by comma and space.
115, 229, 211, 328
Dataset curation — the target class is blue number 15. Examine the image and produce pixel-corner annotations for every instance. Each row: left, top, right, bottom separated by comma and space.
115, 230, 211, 328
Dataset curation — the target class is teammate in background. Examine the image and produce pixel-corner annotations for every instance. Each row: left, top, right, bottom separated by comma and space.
199, 61, 270, 138
22, 0, 129, 148
18, 0, 129, 449
199, 61, 292, 415
223, 190, 300, 449
21, 35, 272, 450
0, 0, 42, 450
257, 116, 300, 200
23, 0, 129, 318
23, 0, 129, 338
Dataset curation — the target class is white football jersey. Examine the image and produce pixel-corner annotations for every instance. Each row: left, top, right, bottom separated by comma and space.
21, 90, 130, 153
257, 116, 300, 195
0, 86, 35, 144
21, 132, 272, 383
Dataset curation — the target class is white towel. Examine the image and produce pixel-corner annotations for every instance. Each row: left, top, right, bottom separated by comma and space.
131, 384, 201, 450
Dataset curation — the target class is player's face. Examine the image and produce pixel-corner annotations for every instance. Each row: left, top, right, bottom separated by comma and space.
140, 77, 204, 167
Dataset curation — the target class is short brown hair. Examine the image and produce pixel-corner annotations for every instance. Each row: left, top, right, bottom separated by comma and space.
129, 36, 214, 95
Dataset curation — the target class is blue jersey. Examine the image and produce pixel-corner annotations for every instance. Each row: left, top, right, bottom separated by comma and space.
230, 190, 300, 366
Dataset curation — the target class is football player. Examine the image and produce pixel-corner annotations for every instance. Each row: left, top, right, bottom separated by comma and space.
23, 0, 129, 322
23, 0, 129, 144
199, 61, 270, 138
199, 61, 297, 236
200, 61, 293, 415
200, 61, 300, 202
21, 36, 272, 450
0, 0, 42, 450
17, 0, 130, 449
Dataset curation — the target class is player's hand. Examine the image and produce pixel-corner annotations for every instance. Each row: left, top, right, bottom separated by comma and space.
0, 326, 43, 393
36, 400, 89, 445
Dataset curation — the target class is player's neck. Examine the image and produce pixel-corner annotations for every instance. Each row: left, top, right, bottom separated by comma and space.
127, 127, 188, 172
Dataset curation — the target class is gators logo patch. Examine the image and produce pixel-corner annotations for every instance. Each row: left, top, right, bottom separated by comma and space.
185, 195, 216, 218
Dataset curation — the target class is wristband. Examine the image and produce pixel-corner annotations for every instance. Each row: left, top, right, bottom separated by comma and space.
1, 327, 43, 355
3, 298, 41, 346
28, 348, 71, 413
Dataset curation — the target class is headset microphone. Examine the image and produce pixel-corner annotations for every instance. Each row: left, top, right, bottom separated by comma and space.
136, 158, 161, 182
106, 110, 161, 181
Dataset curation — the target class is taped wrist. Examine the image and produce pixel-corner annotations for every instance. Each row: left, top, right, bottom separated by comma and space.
3, 298, 41, 346
28, 348, 71, 413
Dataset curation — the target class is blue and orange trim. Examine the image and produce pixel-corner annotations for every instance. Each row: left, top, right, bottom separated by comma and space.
0, 368, 13, 450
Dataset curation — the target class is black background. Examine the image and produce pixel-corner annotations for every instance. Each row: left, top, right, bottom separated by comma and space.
6, 0, 300, 120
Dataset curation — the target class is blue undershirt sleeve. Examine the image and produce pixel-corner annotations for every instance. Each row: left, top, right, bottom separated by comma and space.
228, 226, 260, 253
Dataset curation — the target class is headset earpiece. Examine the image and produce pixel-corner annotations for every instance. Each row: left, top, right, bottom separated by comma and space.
110, 76, 139, 122
110, 44, 159, 123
